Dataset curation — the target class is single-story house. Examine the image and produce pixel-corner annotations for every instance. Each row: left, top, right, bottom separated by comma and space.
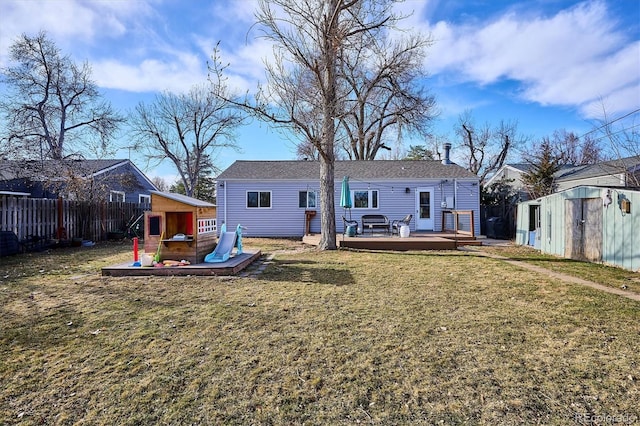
0, 159, 157, 203
215, 157, 481, 238
516, 185, 640, 271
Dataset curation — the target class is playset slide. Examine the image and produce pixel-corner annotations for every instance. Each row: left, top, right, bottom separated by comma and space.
204, 224, 237, 263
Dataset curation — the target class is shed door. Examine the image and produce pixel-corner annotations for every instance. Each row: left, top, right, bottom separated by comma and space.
565, 198, 602, 262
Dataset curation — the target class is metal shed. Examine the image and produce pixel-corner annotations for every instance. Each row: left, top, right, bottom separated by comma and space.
516, 186, 639, 271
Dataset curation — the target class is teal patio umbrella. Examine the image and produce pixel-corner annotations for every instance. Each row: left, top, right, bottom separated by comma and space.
340, 176, 352, 219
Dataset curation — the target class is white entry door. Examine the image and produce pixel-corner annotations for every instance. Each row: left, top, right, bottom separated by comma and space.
415, 187, 434, 230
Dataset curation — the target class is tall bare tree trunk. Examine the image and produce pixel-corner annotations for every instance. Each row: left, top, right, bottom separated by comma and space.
317, 0, 340, 250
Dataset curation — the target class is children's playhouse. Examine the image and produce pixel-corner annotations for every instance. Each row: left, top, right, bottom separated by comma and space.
143, 191, 217, 264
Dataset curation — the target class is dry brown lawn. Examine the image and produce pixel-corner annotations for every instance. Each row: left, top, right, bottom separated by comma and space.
1, 239, 639, 425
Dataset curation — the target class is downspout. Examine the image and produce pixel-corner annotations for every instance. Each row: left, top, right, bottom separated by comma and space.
454, 179, 458, 210
223, 181, 227, 232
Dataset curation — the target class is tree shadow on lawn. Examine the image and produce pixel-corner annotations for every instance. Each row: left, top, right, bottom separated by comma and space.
1, 301, 82, 349
259, 258, 356, 286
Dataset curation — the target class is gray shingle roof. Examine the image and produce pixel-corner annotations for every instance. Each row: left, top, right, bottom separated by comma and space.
493, 157, 640, 183
217, 160, 478, 180
0, 159, 129, 180
556, 156, 640, 181
505, 163, 533, 172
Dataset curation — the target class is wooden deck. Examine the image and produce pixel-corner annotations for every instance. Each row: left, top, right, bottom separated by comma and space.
101, 250, 261, 277
303, 232, 482, 251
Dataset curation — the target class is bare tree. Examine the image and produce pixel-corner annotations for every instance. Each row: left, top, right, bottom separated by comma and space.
456, 110, 526, 183
295, 142, 321, 161
593, 105, 640, 159
210, 0, 405, 249
129, 84, 243, 197
338, 32, 436, 160
590, 105, 640, 186
548, 129, 602, 165
151, 176, 169, 192
0, 31, 123, 160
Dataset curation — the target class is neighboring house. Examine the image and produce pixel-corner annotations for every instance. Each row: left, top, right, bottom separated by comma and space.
552, 156, 640, 191
485, 156, 640, 200
483, 163, 533, 201
0, 159, 157, 203
215, 156, 481, 238
515, 185, 639, 272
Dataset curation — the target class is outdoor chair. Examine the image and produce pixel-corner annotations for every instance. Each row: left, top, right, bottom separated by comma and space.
342, 216, 358, 236
391, 214, 413, 235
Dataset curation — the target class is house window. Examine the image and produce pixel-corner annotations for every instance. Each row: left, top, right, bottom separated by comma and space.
247, 191, 271, 208
353, 190, 378, 209
299, 191, 317, 208
110, 190, 125, 202
139, 194, 150, 204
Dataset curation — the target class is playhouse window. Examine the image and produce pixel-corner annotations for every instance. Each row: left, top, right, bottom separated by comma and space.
198, 218, 217, 234
353, 190, 378, 209
166, 212, 194, 236
247, 191, 271, 208
299, 191, 317, 208
148, 215, 161, 236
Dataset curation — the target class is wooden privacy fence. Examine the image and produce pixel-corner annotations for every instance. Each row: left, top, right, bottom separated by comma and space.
0, 195, 150, 242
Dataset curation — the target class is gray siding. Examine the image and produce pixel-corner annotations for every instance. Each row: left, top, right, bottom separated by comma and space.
556, 174, 626, 192
217, 179, 321, 237
217, 177, 481, 237
106, 162, 156, 203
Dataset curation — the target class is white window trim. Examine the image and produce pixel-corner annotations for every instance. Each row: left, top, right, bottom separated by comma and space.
352, 189, 379, 209
299, 190, 317, 209
198, 218, 217, 234
139, 194, 151, 204
246, 190, 272, 209
110, 190, 125, 202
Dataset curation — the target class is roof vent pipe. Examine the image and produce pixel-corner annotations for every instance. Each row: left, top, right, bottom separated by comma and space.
442, 143, 452, 165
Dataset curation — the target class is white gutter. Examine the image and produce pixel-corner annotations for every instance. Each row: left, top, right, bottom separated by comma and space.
223, 181, 227, 231
454, 179, 458, 209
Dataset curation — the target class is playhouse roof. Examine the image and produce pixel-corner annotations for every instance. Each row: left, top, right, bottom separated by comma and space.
151, 191, 215, 207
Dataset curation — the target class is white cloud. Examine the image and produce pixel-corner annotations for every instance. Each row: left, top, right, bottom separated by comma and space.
93, 55, 208, 94
424, 1, 639, 116
213, 0, 259, 24
220, 38, 274, 86
580, 85, 640, 119
0, 0, 150, 66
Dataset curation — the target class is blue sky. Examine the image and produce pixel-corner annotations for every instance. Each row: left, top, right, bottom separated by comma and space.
1, 0, 639, 182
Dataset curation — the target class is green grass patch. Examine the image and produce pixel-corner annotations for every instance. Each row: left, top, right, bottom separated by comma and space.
1, 240, 639, 424
477, 244, 640, 294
